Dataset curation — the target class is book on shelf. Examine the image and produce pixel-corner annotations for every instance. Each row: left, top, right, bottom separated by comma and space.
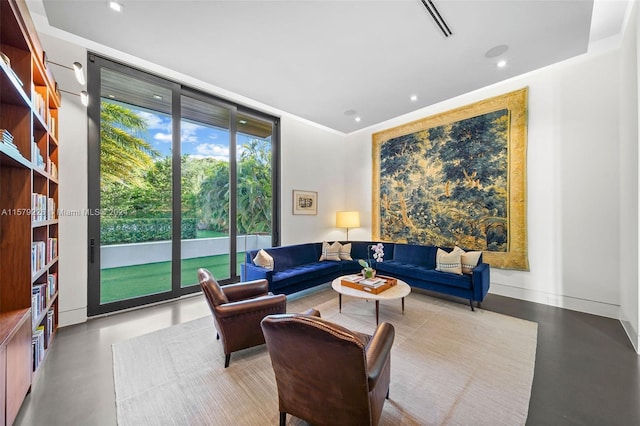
45, 310, 54, 346
31, 144, 45, 170
47, 273, 57, 297
47, 197, 56, 220
49, 116, 56, 135
47, 237, 58, 263
31, 283, 46, 326
31, 87, 45, 118
46, 159, 58, 178
32, 326, 45, 371
31, 193, 48, 221
32, 241, 46, 273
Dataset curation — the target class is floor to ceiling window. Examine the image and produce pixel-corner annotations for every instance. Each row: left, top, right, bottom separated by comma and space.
87, 54, 279, 316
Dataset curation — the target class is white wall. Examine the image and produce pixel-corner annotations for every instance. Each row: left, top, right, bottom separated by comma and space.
346, 46, 625, 320
619, 2, 640, 353
279, 116, 346, 245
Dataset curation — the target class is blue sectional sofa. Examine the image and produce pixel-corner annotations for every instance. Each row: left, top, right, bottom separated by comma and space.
242, 241, 490, 310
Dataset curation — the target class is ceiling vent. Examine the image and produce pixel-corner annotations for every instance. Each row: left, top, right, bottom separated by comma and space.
419, 0, 453, 37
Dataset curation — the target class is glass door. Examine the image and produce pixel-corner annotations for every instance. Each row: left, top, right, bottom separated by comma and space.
236, 112, 275, 276
180, 93, 234, 288
91, 66, 176, 312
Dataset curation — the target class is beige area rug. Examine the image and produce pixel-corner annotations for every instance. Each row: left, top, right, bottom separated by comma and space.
112, 285, 538, 425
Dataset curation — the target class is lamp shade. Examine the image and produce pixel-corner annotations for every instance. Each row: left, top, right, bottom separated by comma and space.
336, 211, 360, 228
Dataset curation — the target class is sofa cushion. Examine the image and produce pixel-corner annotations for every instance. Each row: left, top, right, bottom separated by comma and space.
253, 249, 274, 270
319, 241, 341, 261
436, 248, 463, 275
393, 243, 438, 268
339, 243, 353, 260
457, 247, 482, 274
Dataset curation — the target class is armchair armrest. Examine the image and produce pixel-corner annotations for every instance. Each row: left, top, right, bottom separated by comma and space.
223, 279, 269, 302
215, 294, 287, 319
366, 322, 395, 390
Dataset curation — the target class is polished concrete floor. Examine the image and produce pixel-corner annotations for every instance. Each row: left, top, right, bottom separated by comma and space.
14, 287, 640, 426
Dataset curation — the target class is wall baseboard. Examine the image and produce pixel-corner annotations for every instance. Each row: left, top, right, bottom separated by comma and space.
489, 282, 620, 319
59, 307, 88, 327
620, 316, 640, 354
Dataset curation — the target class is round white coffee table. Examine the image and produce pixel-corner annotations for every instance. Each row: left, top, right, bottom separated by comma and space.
331, 275, 411, 325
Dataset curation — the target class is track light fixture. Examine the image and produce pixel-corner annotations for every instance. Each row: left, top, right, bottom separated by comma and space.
46, 60, 86, 85
73, 62, 86, 85
58, 89, 89, 107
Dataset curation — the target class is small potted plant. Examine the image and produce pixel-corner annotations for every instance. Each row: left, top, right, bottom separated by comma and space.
358, 243, 384, 279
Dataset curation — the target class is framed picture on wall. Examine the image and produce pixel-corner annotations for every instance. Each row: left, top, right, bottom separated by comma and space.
292, 190, 318, 215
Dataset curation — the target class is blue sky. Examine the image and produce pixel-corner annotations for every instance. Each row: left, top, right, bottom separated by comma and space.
122, 103, 256, 161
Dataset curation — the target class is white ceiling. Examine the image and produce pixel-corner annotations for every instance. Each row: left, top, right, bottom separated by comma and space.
31, 0, 630, 134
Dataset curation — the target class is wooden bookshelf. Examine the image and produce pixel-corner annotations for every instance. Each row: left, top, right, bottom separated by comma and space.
0, 0, 60, 423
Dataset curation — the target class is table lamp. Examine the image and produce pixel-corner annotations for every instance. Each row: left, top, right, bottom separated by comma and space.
336, 211, 360, 241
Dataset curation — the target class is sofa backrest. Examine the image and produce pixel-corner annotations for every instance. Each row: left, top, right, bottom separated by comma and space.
247, 243, 320, 272
343, 241, 395, 264
393, 243, 438, 268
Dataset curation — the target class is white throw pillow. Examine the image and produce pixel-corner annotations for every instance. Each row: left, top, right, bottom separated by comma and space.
319, 241, 341, 261
253, 249, 274, 270
339, 242, 353, 261
459, 248, 482, 274
436, 248, 463, 275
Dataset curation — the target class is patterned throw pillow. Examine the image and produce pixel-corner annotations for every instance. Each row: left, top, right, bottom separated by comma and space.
458, 247, 482, 274
319, 241, 342, 261
253, 249, 274, 270
339, 242, 353, 260
435, 247, 463, 275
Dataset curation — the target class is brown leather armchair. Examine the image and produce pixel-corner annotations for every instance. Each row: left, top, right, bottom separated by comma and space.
198, 268, 287, 368
261, 313, 395, 426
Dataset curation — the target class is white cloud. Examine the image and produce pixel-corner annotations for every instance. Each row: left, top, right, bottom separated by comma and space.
181, 130, 198, 143
194, 143, 230, 161
154, 132, 172, 142
136, 111, 170, 131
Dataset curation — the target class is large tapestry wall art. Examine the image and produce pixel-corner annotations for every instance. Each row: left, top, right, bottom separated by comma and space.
372, 88, 529, 270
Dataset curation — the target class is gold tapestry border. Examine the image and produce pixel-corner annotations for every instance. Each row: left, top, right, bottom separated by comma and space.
372, 88, 529, 271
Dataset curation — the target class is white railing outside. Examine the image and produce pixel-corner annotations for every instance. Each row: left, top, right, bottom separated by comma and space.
100, 234, 272, 268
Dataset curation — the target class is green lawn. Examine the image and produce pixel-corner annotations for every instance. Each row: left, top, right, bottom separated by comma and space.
100, 253, 245, 304
195, 230, 227, 238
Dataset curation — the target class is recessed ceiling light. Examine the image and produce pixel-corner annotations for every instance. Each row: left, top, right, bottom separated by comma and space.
239, 119, 248, 124
497, 60, 507, 68
152, 94, 163, 100
109, 1, 123, 12
410, 95, 418, 102
355, 117, 361, 122
107, 94, 115, 99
